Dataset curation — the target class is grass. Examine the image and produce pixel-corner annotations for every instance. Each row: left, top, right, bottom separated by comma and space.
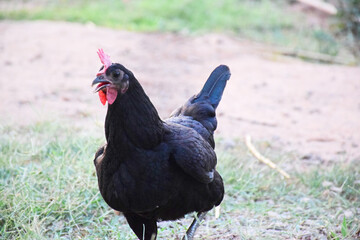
0, 121, 359, 239
0, 0, 348, 57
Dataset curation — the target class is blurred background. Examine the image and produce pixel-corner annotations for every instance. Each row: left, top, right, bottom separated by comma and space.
1, 0, 359, 239
1, 0, 359, 59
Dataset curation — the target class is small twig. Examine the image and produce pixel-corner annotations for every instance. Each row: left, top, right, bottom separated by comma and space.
214, 206, 220, 219
245, 135, 291, 179
297, 0, 337, 15
274, 47, 355, 65
268, 44, 358, 65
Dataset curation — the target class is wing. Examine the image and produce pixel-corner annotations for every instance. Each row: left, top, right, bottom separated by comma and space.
165, 116, 215, 148
94, 144, 106, 166
165, 123, 217, 184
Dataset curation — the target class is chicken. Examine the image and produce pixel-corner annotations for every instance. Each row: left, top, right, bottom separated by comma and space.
92, 49, 230, 240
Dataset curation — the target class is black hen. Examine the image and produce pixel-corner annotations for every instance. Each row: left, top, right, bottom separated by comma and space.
92, 49, 230, 240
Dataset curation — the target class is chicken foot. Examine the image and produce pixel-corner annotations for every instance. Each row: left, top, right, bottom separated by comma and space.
182, 211, 208, 240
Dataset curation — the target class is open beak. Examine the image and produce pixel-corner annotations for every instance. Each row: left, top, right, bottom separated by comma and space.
92, 75, 112, 93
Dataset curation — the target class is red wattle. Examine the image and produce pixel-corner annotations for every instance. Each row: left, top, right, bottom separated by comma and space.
98, 91, 107, 105
107, 88, 118, 104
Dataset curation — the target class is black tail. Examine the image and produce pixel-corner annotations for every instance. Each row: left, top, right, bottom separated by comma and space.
193, 65, 231, 109
168, 65, 231, 144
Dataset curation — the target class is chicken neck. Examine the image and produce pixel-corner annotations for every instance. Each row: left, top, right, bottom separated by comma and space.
104, 78, 164, 150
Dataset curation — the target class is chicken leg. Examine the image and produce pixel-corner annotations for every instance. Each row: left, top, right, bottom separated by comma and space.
124, 212, 157, 240
182, 211, 208, 240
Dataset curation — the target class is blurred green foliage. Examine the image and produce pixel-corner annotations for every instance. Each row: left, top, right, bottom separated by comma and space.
336, 0, 360, 56
0, 0, 295, 32
0, 0, 357, 60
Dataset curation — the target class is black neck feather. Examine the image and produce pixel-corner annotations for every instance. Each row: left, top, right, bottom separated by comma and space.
105, 78, 164, 150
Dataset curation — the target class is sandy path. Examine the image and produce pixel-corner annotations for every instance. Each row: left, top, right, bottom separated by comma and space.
1, 20, 359, 161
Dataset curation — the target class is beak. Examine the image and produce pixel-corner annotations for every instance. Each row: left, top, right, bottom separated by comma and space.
92, 75, 112, 93
92, 75, 110, 86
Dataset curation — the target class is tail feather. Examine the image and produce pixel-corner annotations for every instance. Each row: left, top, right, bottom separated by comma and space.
193, 65, 231, 109
168, 65, 231, 142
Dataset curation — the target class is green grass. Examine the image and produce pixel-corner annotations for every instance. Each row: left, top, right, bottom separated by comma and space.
0, 0, 296, 32
0, 0, 345, 57
0, 122, 134, 239
1, 121, 359, 239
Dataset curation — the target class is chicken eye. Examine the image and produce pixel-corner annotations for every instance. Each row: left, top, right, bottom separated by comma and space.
113, 70, 121, 78
99, 66, 104, 71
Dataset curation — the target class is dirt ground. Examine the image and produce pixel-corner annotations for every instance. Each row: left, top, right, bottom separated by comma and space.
1, 20, 359, 162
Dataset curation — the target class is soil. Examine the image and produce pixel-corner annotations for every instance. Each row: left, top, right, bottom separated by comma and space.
1, 20, 359, 162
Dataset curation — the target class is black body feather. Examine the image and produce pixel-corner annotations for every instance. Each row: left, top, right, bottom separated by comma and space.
94, 65, 230, 240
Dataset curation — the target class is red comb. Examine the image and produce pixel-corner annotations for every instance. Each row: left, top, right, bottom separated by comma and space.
97, 48, 112, 76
